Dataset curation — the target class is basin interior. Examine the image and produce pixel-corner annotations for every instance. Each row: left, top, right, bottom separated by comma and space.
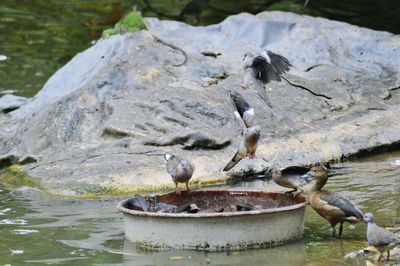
122, 190, 306, 214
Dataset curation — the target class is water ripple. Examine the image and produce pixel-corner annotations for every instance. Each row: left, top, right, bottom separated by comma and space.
11, 229, 39, 235
0, 219, 28, 225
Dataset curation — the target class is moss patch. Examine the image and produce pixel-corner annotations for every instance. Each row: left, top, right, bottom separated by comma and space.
0, 165, 37, 189
102, 11, 147, 38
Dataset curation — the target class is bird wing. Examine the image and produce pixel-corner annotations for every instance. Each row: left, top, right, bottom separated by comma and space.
320, 191, 363, 219
266, 50, 292, 75
250, 56, 281, 83
368, 223, 400, 247
227, 91, 254, 128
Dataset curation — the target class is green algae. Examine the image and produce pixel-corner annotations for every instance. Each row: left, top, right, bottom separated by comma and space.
0, 165, 37, 189
102, 11, 147, 38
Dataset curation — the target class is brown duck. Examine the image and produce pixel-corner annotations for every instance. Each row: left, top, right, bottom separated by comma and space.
308, 166, 364, 238
364, 212, 400, 262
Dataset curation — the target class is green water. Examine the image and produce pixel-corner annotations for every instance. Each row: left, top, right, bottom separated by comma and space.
1, 0, 400, 97
1, 151, 399, 265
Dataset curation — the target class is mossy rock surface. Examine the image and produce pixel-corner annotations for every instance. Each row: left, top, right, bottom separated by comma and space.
102, 11, 147, 38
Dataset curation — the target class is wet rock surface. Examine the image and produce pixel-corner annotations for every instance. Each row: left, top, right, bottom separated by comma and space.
0, 12, 400, 195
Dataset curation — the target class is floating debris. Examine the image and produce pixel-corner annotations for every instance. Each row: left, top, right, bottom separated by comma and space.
12, 229, 39, 235
177, 203, 200, 214
0, 219, 28, 225
10, 249, 24, 255
169, 256, 183, 260
0, 55, 7, 61
154, 203, 177, 213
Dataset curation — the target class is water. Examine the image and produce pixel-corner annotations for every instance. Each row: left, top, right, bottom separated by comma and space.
1, 151, 399, 265
1, 0, 400, 97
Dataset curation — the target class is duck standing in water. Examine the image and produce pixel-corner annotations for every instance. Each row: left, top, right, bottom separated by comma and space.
308, 166, 364, 238
223, 91, 261, 171
164, 154, 195, 195
272, 166, 314, 195
364, 213, 400, 262
242, 50, 292, 108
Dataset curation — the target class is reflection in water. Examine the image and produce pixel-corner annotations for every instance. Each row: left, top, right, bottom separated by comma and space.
0, 151, 399, 265
123, 240, 306, 266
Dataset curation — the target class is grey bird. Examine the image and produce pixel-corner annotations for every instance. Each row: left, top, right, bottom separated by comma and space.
364, 213, 400, 262
164, 154, 195, 195
223, 91, 261, 171
308, 166, 364, 239
272, 166, 314, 195
242, 50, 292, 108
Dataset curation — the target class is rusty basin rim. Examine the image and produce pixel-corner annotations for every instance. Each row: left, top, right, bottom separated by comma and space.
117, 189, 308, 218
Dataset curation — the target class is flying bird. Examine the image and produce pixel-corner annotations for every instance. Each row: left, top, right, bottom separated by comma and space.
223, 91, 261, 171
308, 166, 364, 238
364, 213, 400, 262
164, 154, 195, 195
242, 50, 292, 108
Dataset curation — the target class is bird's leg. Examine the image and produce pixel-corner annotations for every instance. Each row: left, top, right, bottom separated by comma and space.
248, 152, 256, 159
185, 181, 191, 195
331, 226, 336, 239
386, 250, 390, 261
377, 253, 383, 262
284, 188, 297, 194
338, 222, 343, 239
175, 183, 181, 196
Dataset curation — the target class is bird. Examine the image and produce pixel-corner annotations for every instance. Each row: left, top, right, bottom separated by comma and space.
242, 50, 292, 108
364, 213, 400, 262
272, 166, 314, 195
164, 154, 195, 195
223, 91, 261, 171
308, 166, 364, 239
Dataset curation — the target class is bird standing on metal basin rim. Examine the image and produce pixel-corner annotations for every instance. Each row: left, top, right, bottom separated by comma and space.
164, 154, 195, 196
242, 50, 292, 108
223, 91, 261, 171
308, 166, 364, 239
364, 212, 400, 262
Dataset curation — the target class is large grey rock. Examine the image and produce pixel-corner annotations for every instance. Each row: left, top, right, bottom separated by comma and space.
1, 11, 400, 195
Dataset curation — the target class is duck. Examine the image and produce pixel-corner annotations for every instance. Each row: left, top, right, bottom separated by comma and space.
308, 166, 364, 238
364, 212, 400, 262
242, 50, 292, 108
223, 91, 261, 171
272, 166, 314, 195
164, 154, 195, 195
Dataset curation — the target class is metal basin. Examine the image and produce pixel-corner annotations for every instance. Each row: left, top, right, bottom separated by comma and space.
117, 189, 307, 251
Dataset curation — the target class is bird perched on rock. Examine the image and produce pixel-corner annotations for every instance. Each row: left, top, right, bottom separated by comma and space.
242, 50, 292, 108
223, 91, 261, 171
164, 154, 195, 195
364, 213, 400, 262
308, 166, 364, 238
272, 166, 314, 195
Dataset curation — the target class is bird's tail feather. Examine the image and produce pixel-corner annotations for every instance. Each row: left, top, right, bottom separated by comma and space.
223, 153, 243, 171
